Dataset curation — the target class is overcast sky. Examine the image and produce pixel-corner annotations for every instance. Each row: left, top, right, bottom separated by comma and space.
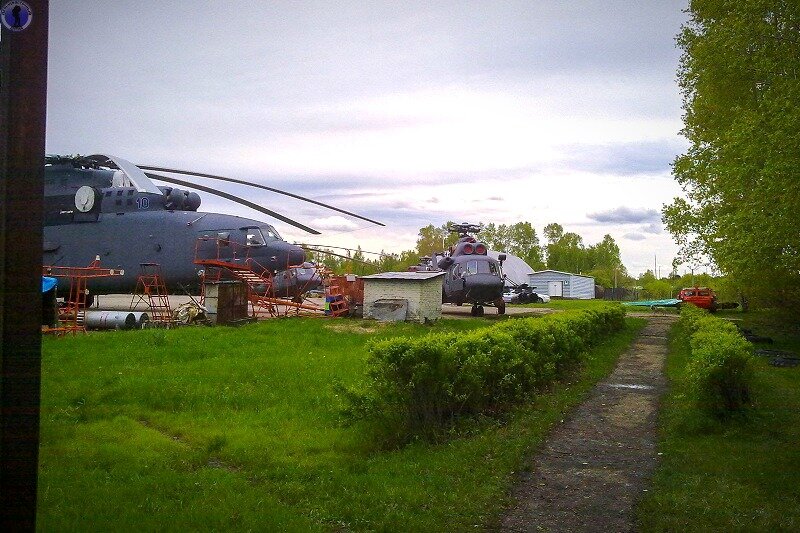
44, 0, 690, 276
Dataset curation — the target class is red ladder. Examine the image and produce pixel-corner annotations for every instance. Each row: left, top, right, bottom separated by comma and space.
130, 263, 173, 327
325, 278, 349, 317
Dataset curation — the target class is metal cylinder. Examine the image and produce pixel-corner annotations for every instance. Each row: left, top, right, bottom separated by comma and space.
130, 312, 150, 328
84, 310, 137, 330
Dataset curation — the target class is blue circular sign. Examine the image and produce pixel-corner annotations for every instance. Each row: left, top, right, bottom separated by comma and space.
1, 2, 32, 32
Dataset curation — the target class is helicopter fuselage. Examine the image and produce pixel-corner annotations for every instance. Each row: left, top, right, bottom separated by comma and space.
43, 159, 306, 295
43, 211, 304, 294
441, 256, 504, 305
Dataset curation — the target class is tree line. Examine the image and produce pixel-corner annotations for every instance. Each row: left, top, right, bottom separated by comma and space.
308, 220, 630, 290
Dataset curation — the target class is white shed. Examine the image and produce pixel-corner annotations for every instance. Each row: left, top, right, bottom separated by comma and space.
361, 271, 446, 323
528, 270, 595, 299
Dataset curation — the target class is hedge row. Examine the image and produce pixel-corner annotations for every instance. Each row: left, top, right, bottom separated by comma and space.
340, 305, 626, 444
679, 304, 755, 417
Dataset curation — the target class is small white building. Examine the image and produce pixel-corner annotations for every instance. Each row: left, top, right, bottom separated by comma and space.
361, 271, 446, 323
528, 270, 595, 299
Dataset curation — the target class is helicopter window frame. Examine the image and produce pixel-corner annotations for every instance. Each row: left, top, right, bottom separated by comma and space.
263, 225, 282, 241
215, 231, 231, 246
463, 260, 497, 276
243, 228, 267, 247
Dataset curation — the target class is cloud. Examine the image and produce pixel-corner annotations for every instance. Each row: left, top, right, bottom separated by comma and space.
565, 139, 685, 176
642, 223, 662, 234
587, 206, 661, 224
309, 216, 359, 232
623, 232, 647, 241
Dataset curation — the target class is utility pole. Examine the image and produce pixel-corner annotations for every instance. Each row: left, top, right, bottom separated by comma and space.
1, 1, 49, 530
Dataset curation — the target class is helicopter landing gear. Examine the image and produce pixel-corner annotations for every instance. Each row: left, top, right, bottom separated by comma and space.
470, 305, 485, 317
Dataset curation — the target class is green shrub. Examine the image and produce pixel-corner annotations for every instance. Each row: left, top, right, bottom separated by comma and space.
677, 302, 707, 332
341, 305, 626, 445
679, 306, 755, 417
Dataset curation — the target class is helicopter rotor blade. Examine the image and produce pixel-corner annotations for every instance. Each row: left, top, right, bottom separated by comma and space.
302, 246, 375, 266
136, 165, 385, 227
144, 172, 321, 235
298, 244, 390, 257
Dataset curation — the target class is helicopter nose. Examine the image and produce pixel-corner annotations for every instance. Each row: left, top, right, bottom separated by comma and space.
274, 242, 306, 267
464, 274, 504, 302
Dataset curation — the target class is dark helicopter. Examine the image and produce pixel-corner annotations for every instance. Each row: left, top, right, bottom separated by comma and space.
411, 223, 506, 316
43, 154, 382, 297
272, 261, 323, 298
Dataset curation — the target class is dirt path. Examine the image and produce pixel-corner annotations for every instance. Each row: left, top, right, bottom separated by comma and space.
499, 315, 676, 532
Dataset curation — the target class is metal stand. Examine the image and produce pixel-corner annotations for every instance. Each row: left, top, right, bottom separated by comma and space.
42, 259, 124, 335
130, 263, 173, 327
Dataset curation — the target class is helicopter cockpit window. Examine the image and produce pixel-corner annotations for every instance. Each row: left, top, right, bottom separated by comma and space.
464, 260, 496, 276
263, 226, 282, 241
245, 229, 266, 246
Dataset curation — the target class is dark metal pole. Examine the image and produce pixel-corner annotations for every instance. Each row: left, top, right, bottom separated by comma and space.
0, 1, 49, 530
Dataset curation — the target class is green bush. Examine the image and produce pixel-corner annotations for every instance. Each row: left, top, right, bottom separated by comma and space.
677, 302, 707, 332
341, 305, 626, 445
679, 305, 755, 417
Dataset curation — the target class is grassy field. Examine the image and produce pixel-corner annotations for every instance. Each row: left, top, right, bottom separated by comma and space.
512, 298, 617, 311
38, 314, 644, 531
638, 310, 800, 531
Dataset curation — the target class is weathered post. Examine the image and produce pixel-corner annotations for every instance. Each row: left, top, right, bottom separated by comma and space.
0, 1, 49, 529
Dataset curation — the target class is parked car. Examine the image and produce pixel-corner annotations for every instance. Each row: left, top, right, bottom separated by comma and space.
502, 287, 517, 303
502, 285, 549, 304
536, 292, 551, 303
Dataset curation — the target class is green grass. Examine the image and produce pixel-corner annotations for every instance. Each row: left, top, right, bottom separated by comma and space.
638, 311, 800, 532
512, 298, 616, 311
38, 316, 645, 531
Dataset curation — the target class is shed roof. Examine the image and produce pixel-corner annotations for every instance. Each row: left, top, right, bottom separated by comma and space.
530, 269, 595, 280
361, 271, 446, 281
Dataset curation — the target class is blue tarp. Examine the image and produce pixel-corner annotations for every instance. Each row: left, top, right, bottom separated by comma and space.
42, 276, 58, 293
622, 298, 681, 307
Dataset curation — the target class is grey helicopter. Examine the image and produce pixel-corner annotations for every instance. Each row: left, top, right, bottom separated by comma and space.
410, 223, 507, 316
43, 154, 383, 299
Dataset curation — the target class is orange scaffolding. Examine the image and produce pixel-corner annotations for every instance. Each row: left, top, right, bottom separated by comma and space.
194, 237, 348, 318
130, 263, 173, 327
42, 258, 124, 335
